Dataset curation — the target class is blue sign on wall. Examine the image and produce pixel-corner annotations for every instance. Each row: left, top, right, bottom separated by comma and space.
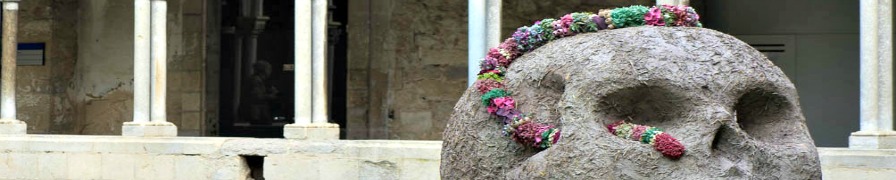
17, 43, 45, 66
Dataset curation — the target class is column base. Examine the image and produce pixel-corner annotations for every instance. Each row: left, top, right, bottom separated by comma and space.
284, 123, 339, 140
849, 131, 896, 149
0, 119, 26, 135
122, 122, 178, 137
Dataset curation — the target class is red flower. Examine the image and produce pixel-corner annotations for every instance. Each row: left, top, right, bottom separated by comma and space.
653, 133, 685, 159
475, 79, 504, 94
513, 121, 553, 147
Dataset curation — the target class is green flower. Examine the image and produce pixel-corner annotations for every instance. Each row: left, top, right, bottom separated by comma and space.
481, 89, 510, 106
610, 5, 650, 28
477, 72, 504, 82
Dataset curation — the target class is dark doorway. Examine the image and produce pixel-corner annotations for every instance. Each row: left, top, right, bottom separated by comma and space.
328, 0, 349, 139
218, 0, 348, 138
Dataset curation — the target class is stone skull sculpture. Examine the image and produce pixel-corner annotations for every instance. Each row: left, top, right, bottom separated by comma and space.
441, 27, 821, 179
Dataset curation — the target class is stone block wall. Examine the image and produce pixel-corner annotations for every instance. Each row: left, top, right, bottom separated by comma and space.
15, 0, 656, 138
0, 136, 249, 179
166, 0, 208, 136
0, 135, 441, 180
12, 0, 208, 135
16, 0, 78, 134
346, 0, 469, 140
345, 0, 653, 140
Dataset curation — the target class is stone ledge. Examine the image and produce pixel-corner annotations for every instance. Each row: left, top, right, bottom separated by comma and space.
0, 135, 441, 180
0, 120, 26, 135
283, 123, 340, 140
849, 131, 896, 149
0, 135, 231, 154
820, 147, 896, 180
122, 122, 178, 137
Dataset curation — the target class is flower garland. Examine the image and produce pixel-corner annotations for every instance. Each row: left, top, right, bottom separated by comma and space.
607, 121, 685, 159
474, 5, 701, 153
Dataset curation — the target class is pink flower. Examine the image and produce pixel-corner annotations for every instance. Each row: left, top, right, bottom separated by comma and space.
498, 38, 521, 59
645, 7, 665, 26
487, 105, 498, 114
486, 48, 510, 67
552, 14, 575, 37
630, 125, 647, 141
513, 121, 553, 147
492, 97, 515, 110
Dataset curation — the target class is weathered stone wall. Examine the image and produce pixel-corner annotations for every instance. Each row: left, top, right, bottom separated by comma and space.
166, 0, 208, 136
346, 0, 468, 140
16, 0, 78, 134
14, 0, 208, 135
345, 0, 653, 140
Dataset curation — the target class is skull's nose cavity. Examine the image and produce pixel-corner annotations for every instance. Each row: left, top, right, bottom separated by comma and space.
710, 125, 732, 152
733, 88, 793, 143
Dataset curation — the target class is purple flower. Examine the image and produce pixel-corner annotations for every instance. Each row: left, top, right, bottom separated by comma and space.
552, 14, 575, 37
593, 16, 608, 30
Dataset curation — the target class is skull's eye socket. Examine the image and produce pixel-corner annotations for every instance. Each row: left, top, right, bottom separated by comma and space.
734, 88, 795, 143
596, 85, 690, 130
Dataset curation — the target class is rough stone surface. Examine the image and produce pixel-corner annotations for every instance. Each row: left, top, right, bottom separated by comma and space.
442, 27, 821, 179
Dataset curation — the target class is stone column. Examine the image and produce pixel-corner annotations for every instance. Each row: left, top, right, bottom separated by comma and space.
284, 0, 339, 140
657, 0, 689, 6
485, 0, 501, 48
467, 0, 501, 87
0, 0, 23, 135
851, 0, 895, 149
123, 0, 177, 137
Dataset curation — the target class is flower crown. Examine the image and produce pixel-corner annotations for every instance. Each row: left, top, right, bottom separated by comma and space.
474, 5, 699, 158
